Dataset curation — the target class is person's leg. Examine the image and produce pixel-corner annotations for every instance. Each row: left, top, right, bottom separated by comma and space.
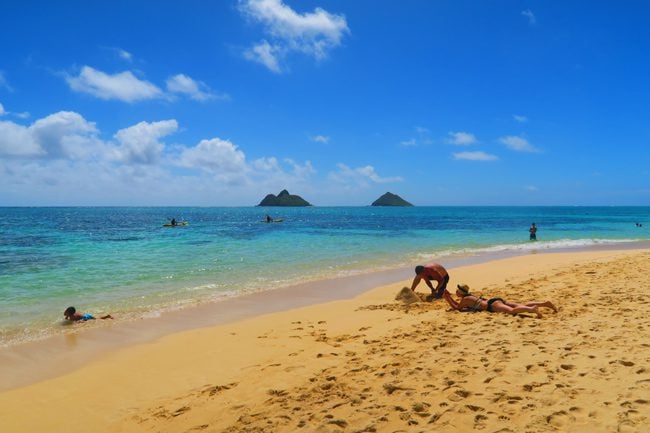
506, 300, 557, 313
522, 301, 557, 313
436, 275, 449, 299
491, 301, 542, 318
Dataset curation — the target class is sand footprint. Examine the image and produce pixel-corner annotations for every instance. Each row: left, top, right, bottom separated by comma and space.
560, 364, 576, 371
618, 420, 639, 433
473, 413, 489, 429
448, 388, 471, 402
411, 401, 431, 418
172, 406, 191, 417
200, 382, 238, 397
546, 410, 575, 428
261, 363, 282, 370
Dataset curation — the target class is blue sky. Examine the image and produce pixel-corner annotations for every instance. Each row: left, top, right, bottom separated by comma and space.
1, 1, 649, 206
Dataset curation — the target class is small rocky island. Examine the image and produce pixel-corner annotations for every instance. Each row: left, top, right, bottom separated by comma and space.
258, 189, 312, 207
371, 192, 413, 207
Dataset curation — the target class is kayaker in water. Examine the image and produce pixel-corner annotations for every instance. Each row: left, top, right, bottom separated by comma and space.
171, 218, 177, 226
266, 215, 272, 223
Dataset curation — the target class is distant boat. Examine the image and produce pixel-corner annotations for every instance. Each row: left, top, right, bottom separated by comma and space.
162, 221, 188, 227
260, 219, 284, 223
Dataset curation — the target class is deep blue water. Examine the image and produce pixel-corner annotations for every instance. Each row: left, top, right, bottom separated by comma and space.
1, 206, 648, 346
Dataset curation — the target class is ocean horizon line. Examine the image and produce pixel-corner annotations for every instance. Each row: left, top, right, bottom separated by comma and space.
2, 204, 650, 208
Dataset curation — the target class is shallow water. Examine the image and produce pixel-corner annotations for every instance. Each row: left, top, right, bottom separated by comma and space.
1, 206, 648, 346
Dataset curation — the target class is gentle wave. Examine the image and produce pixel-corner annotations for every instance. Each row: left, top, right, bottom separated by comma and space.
427, 237, 643, 259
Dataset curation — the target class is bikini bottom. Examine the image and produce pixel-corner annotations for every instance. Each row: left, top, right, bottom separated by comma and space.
487, 297, 506, 312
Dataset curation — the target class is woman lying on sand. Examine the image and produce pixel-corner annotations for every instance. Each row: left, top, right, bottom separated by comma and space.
442, 284, 557, 318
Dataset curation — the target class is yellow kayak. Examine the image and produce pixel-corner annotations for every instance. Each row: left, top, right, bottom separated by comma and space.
162, 222, 188, 227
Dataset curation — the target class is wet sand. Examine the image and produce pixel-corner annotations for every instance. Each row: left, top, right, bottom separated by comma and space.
1, 249, 649, 432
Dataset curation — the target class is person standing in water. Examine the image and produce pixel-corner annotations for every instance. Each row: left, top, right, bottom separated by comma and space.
529, 222, 537, 241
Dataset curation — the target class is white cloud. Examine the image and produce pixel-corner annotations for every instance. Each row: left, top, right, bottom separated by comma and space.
499, 135, 538, 152
311, 134, 330, 144
448, 131, 478, 145
240, 0, 349, 72
166, 74, 221, 101
0, 102, 29, 119
113, 120, 178, 164
177, 138, 316, 187
0, 120, 41, 157
116, 48, 133, 62
178, 137, 248, 176
356, 165, 402, 183
0, 157, 178, 206
525, 185, 539, 191
400, 138, 417, 147
0, 111, 100, 159
513, 114, 528, 123
329, 163, 402, 188
522, 9, 536, 25
30, 111, 100, 159
0, 109, 319, 205
101, 46, 134, 62
400, 126, 433, 147
251, 156, 280, 171
453, 151, 498, 161
0, 71, 12, 92
250, 156, 315, 188
244, 40, 282, 73
66, 66, 163, 102
284, 158, 315, 178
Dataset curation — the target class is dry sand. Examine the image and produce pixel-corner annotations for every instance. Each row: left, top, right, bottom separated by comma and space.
1, 250, 649, 433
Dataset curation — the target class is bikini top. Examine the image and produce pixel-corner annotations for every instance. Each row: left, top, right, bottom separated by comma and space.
462, 296, 485, 312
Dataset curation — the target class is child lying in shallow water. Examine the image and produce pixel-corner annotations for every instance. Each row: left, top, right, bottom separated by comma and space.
64, 306, 113, 322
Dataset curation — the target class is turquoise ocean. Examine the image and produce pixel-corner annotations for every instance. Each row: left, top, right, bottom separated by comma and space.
1, 206, 649, 347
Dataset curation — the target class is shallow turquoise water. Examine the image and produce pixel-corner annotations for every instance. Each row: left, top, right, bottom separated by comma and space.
1, 206, 648, 345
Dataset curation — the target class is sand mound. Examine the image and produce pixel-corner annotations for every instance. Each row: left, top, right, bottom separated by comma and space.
395, 286, 423, 304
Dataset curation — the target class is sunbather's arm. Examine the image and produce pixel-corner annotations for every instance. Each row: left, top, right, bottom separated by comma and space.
442, 291, 460, 310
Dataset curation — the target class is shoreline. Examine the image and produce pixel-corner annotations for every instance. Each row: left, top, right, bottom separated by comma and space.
1, 240, 650, 393
1, 248, 649, 432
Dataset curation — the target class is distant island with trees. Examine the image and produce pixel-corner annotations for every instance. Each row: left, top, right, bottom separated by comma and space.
257, 190, 312, 207
257, 190, 413, 207
371, 192, 413, 207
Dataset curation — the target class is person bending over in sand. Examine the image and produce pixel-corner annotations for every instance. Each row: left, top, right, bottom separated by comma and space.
410, 262, 449, 300
64, 306, 113, 322
442, 284, 557, 318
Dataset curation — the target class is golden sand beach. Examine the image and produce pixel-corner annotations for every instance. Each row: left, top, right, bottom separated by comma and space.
1, 250, 649, 433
